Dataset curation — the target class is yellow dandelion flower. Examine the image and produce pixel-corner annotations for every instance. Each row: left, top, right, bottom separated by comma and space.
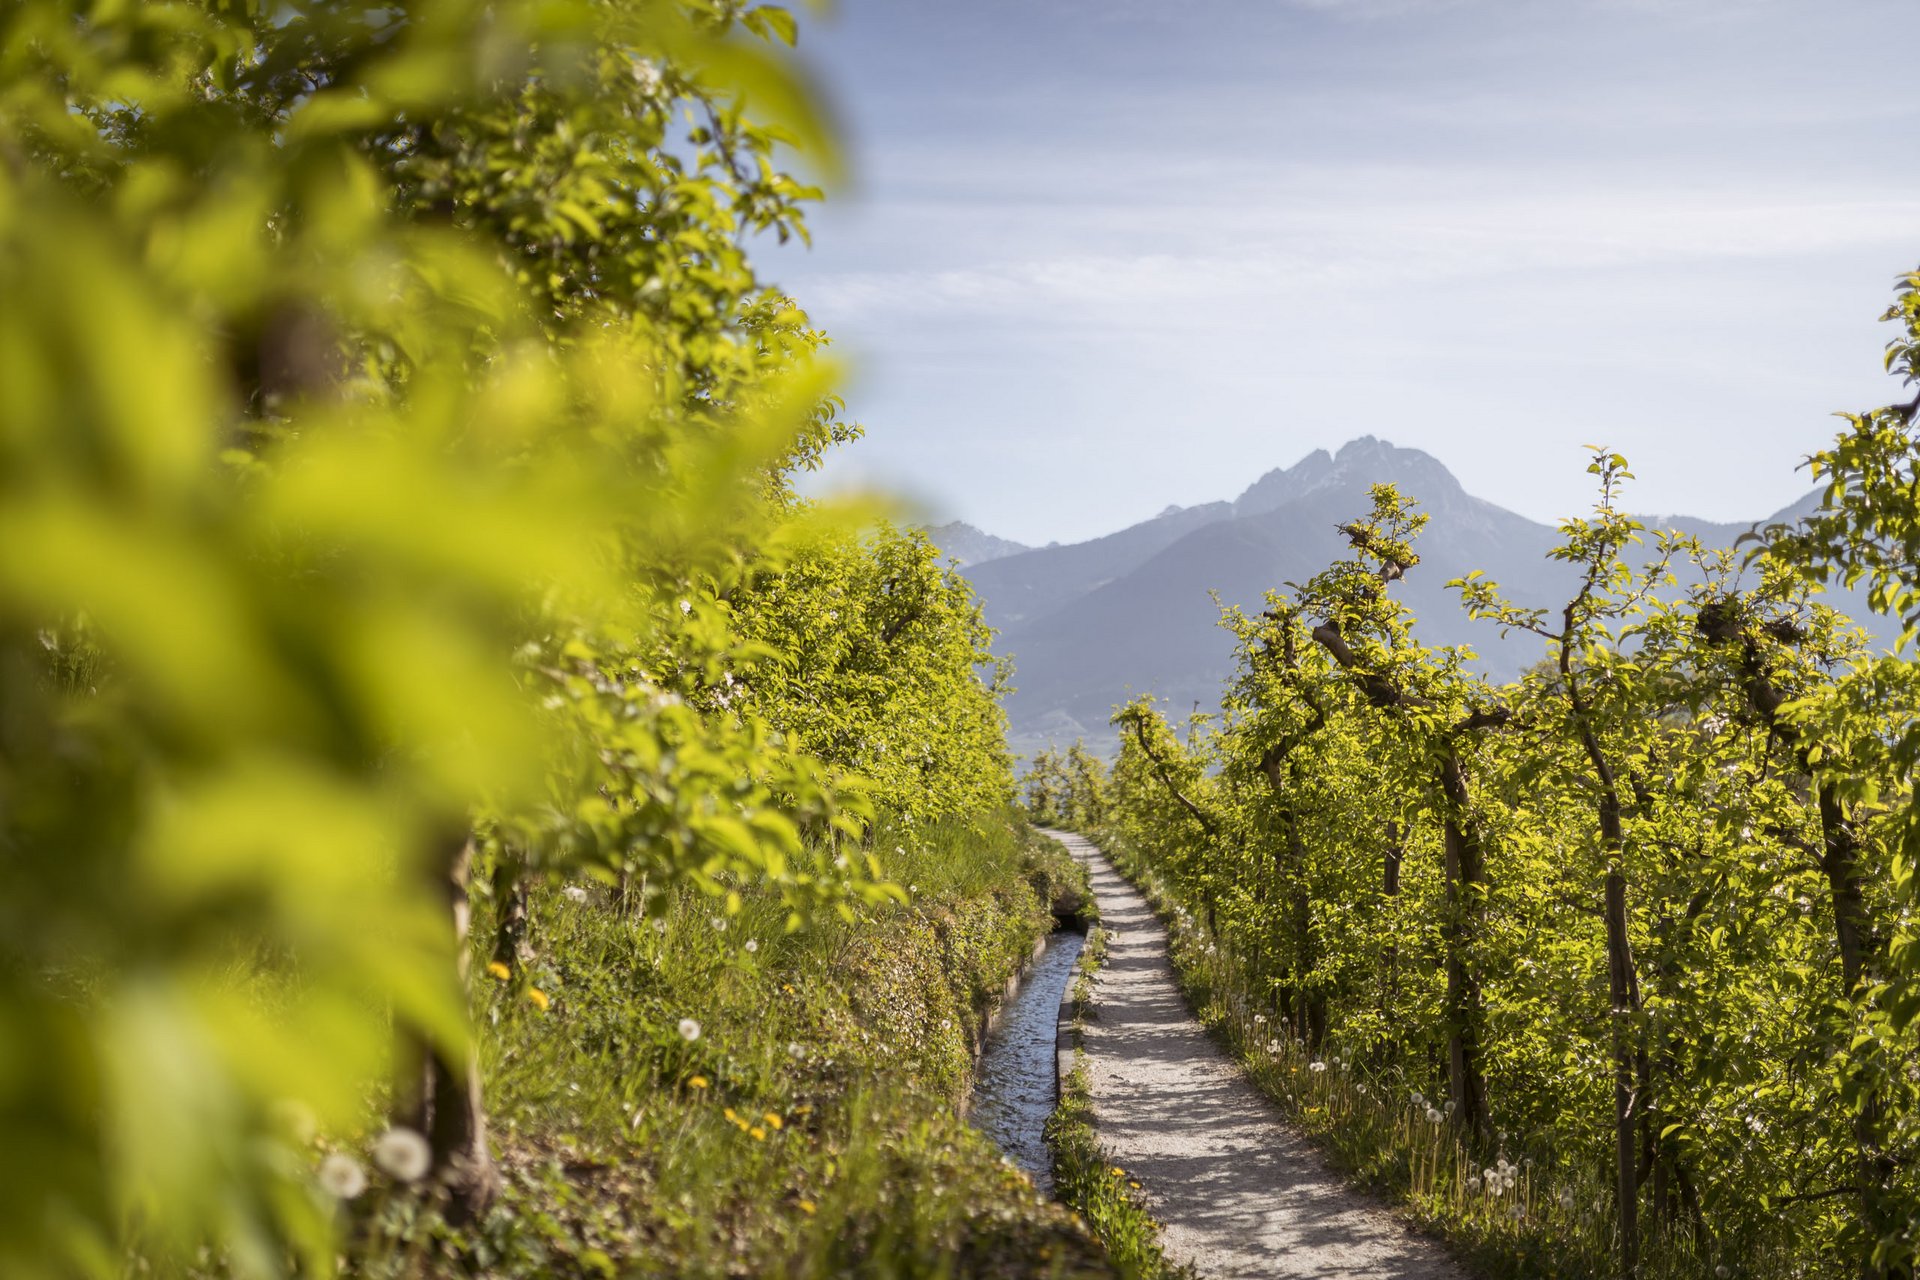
749, 1126, 767, 1141
793, 1104, 813, 1116
527, 988, 550, 1011
1129, 1181, 1142, 1189
687, 1076, 709, 1090
763, 1112, 783, 1130
723, 1107, 743, 1126
782, 983, 795, 994
486, 961, 511, 981
1109, 1167, 1125, 1178
796, 1199, 817, 1216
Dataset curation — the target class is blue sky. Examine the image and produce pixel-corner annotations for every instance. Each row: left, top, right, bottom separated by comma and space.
768, 0, 1920, 547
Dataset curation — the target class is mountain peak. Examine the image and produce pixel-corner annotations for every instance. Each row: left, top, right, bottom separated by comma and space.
1234, 436, 1461, 518
923, 521, 1031, 567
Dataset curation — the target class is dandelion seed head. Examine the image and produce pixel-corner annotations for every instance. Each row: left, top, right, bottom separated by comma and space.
318, 1153, 367, 1199
678, 1017, 701, 1041
372, 1127, 432, 1182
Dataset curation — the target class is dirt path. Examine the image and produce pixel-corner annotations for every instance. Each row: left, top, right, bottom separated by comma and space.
1047, 830, 1468, 1280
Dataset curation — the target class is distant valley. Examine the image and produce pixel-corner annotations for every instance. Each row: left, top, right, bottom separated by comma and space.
933, 437, 1881, 760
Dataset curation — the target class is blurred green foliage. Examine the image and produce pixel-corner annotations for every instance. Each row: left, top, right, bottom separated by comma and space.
0, 1, 1013, 1274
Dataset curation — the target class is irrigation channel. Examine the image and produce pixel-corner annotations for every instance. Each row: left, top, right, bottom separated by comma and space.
968, 928, 1085, 1195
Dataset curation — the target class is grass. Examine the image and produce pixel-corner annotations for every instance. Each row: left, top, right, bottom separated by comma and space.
332, 812, 1128, 1279
1090, 827, 1796, 1280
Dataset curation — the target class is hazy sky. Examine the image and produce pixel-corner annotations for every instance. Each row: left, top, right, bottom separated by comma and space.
769, 0, 1920, 547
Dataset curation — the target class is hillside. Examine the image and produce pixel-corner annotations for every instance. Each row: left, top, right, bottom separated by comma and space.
970, 438, 1870, 757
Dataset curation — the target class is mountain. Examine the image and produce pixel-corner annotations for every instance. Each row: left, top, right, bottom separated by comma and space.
969, 437, 1875, 760
965, 501, 1233, 626
923, 521, 1031, 567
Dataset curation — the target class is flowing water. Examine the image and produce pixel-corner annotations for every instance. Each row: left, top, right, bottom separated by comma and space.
968, 929, 1085, 1195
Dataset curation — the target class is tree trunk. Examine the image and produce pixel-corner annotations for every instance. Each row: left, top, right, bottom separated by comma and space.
1604, 860, 1639, 1280
1287, 817, 1325, 1050
1815, 781, 1903, 1280
1437, 752, 1489, 1139
490, 856, 530, 975
1700, 616, 1900, 1277
1382, 820, 1403, 1038
394, 834, 498, 1221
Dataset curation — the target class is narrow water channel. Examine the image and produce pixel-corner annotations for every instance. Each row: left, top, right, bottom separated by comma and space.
969, 929, 1086, 1196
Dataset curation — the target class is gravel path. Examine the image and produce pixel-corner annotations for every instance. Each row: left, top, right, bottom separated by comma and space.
1047, 830, 1469, 1280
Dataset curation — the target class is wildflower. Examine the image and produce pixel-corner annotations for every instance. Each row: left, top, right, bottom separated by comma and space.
1309, 1060, 1326, 1073
486, 961, 512, 981
749, 1126, 767, 1141
793, 1104, 813, 1116
1253, 1014, 1267, 1024
1425, 1107, 1443, 1124
710, 916, 728, 932
724, 1107, 747, 1129
1466, 1174, 1482, 1193
527, 988, 551, 1011
687, 1076, 710, 1090
562, 885, 589, 904
787, 1042, 804, 1058
744, 939, 759, 954
372, 1127, 432, 1182
678, 1017, 702, 1041
782, 983, 796, 995
797, 1199, 817, 1215
764, 1112, 784, 1130
1129, 1181, 1141, 1189
1714, 1268, 1730, 1279
318, 1153, 367, 1199
1110, 1167, 1125, 1178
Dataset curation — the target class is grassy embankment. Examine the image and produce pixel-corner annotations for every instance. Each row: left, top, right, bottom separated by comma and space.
1090, 826, 1752, 1280
328, 815, 1128, 1279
